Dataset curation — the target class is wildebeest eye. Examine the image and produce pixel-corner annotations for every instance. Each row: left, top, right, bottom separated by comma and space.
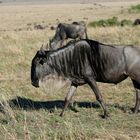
39, 59, 44, 65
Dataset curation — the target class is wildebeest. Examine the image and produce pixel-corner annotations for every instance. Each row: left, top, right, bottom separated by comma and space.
133, 19, 140, 26
31, 39, 140, 118
50, 21, 88, 50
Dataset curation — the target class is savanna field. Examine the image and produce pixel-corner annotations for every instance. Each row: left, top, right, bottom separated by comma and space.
0, 0, 140, 139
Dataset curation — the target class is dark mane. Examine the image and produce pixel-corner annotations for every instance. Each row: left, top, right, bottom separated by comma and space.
86, 39, 116, 49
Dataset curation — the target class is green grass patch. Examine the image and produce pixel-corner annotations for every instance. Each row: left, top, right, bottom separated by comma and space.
88, 16, 133, 27
120, 19, 133, 26
128, 4, 140, 13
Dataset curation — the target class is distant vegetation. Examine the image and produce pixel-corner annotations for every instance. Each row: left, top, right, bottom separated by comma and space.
88, 16, 133, 27
128, 4, 140, 13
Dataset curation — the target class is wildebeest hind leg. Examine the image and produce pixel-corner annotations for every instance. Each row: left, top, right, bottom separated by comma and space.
87, 78, 109, 118
132, 80, 140, 113
60, 85, 77, 116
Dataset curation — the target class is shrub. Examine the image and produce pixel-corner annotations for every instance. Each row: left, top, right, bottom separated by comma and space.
88, 16, 120, 27
88, 17, 133, 27
106, 16, 120, 26
128, 4, 140, 13
120, 19, 133, 26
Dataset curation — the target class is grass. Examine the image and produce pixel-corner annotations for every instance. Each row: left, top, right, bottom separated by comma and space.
0, 2, 140, 140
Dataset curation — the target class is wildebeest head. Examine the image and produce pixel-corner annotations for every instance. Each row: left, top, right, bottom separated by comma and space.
49, 26, 62, 50
31, 47, 51, 87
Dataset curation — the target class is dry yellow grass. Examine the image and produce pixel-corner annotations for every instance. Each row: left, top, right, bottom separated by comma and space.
0, 1, 140, 140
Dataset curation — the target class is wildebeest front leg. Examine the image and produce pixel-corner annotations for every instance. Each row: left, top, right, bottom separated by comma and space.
87, 78, 108, 118
60, 85, 77, 116
132, 80, 140, 113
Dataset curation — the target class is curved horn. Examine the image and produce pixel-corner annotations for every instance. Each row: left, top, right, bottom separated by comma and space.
40, 44, 44, 51
40, 43, 49, 50
45, 43, 49, 50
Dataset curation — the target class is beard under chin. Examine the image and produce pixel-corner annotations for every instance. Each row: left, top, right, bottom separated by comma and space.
39, 75, 70, 93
